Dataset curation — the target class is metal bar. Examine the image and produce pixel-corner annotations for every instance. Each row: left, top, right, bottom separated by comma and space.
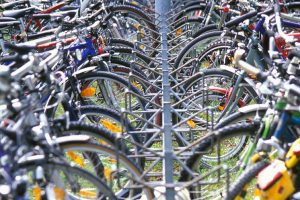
155, 0, 175, 199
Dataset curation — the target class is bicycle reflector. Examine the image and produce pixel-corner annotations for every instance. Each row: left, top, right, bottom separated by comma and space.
100, 119, 122, 133
66, 151, 85, 167
80, 87, 96, 97
79, 189, 97, 198
256, 160, 294, 200
187, 119, 196, 129
286, 138, 300, 169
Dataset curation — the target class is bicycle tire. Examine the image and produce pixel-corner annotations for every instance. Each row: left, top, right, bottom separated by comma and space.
18, 159, 117, 199
179, 122, 260, 199
224, 160, 269, 200
174, 31, 245, 69
59, 141, 154, 199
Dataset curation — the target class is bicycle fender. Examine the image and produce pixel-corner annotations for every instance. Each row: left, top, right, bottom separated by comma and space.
72, 66, 97, 77
54, 135, 91, 145
238, 104, 269, 114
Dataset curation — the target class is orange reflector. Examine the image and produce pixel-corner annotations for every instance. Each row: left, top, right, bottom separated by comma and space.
218, 105, 225, 111
100, 119, 122, 133
104, 168, 112, 181
67, 151, 85, 167
132, 81, 143, 91
33, 185, 41, 200
54, 187, 65, 200
176, 28, 183, 36
80, 87, 96, 97
107, 157, 117, 164
187, 119, 196, 129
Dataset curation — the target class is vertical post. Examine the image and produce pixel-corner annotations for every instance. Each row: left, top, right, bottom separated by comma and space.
155, 0, 175, 199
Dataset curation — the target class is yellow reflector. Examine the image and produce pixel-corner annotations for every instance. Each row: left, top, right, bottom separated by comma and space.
100, 119, 122, 133
33, 185, 41, 200
67, 151, 85, 167
176, 28, 183, 36
132, 81, 143, 91
187, 119, 196, 129
79, 189, 97, 198
104, 168, 112, 181
54, 187, 65, 200
218, 105, 225, 111
80, 87, 96, 97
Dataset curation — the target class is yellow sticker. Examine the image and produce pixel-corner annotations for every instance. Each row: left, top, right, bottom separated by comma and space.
80, 87, 96, 97
67, 151, 85, 167
187, 119, 196, 129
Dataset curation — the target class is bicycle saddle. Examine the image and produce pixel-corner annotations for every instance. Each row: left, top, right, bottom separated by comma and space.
2, 7, 35, 19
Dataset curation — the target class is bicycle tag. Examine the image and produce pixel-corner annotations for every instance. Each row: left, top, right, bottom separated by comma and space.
256, 160, 294, 200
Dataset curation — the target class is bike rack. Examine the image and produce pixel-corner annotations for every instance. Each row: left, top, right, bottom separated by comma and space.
156, 0, 175, 199
117, 1, 231, 199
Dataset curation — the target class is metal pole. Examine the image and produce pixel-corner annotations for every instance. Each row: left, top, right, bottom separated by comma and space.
155, 0, 175, 199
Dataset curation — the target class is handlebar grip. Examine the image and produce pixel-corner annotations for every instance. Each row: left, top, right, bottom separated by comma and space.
238, 60, 260, 75
225, 11, 257, 28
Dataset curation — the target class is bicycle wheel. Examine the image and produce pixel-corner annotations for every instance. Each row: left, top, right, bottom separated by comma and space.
75, 105, 143, 161
59, 141, 154, 199
19, 159, 117, 200
173, 31, 245, 72
104, 5, 159, 50
47, 71, 152, 130
215, 104, 268, 129
224, 161, 269, 200
179, 69, 260, 137
194, 40, 235, 72
179, 122, 260, 199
